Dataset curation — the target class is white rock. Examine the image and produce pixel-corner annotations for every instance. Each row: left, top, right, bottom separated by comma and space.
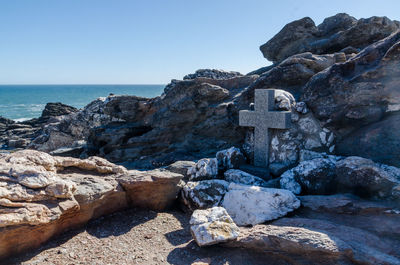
190, 206, 240, 246
319, 131, 327, 145
280, 171, 302, 194
329, 145, 335, 153
327, 133, 334, 145
189, 158, 218, 181
224, 169, 268, 187
222, 183, 300, 226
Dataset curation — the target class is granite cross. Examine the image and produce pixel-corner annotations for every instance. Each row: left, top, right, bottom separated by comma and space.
239, 89, 291, 168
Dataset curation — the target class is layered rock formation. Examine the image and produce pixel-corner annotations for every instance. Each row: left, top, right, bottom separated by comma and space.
0, 150, 183, 259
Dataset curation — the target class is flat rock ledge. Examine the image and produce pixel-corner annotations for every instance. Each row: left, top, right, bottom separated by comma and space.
224, 224, 353, 263
0, 150, 183, 259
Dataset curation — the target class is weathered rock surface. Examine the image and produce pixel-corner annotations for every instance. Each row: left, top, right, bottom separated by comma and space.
223, 193, 400, 264
336, 156, 400, 200
250, 52, 347, 98
181, 180, 229, 211
86, 74, 258, 169
0, 150, 129, 259
260, 13, 399, 63
225, 224, 352, 262
222, 183, 300, 226
299, 194, 399, 215
190, 207, 239, 246
337, 113, 400, 167
166, 160, 196, 181
183, 69, 242, 80
280, 154, 400, 200
272, 217, 400, 264
118, 169, 183, 211
280, 157, 339, 195
223, 169, 268, 187
188, 158, 219, 181
302, 30, 400, 166
0, 103, 79, 150
31, 98, 119, 153
216, 147, 246, 171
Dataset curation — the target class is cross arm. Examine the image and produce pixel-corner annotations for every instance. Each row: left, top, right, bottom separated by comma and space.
266, 111, 292, 129
239, 110, 257, 127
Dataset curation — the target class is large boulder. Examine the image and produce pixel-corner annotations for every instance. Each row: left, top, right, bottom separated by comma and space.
302, 30, 400, 127
250, 52, 347, 98
221, 183, 300, 226
188, 158, 219, 181
0, 150, 129, 259
280, 153, 400, 201
0, 103, 79, 150
38, 102, 78, 123
272, 217, 400, 264
336, 113, 400, 167
118, 169, 184, 211
260, 13, 399, 63
216, 147, 246, 171
280, 157, 340, 195
181, 180, 229, 211
166, 160, 196, 181
302, 31, 400, 167
224, 224, 352, 263
335, 156, 400, 200
190, 206, 239, 246
224, 192, 400, 264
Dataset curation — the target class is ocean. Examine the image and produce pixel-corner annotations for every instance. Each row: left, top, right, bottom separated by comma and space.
0, 84, 165, 121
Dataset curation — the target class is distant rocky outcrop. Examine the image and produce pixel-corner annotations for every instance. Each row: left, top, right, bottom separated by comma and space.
0, 103, 78, 149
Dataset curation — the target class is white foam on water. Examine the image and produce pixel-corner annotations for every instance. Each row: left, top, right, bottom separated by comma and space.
13, 118, 31, 122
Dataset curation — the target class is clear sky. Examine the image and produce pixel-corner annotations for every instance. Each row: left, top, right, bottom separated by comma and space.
1, 0, 399, 84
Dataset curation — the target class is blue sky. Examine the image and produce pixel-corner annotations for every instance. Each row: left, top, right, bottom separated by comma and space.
1, 0, 399, 84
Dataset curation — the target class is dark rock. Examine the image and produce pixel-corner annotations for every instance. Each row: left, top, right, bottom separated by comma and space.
336, 113, 400, 167
260, 16, 319, 63
183, 69, 242, 80
41, 102, 78, 121
238, 164, 270, 180
250, 52, 344, 98
335, 156, 400, 200
280, 157, 339, 195
165, 160, 196, 181
216, 147, 246, 171
302, 31, 400, 132
85, 75, 258, 167
181, 180, 229, 211
260, 13, 399, 63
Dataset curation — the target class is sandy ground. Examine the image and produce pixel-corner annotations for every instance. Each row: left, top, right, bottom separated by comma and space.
3, 208, 286, 265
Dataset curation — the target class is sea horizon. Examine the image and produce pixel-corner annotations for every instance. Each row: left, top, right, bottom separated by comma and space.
0, 84, 165, 121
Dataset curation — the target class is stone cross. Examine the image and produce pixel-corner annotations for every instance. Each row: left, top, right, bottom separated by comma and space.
239, 89, 291, 168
